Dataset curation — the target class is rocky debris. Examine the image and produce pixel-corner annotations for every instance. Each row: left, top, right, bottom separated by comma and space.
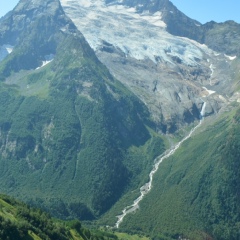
97, 48, 209, 133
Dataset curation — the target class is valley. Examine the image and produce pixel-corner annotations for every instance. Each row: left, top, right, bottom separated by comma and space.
0, 0, 240, 239
115, 102, 207, 228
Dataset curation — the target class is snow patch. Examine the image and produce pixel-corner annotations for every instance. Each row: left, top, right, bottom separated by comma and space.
0, 44, 14, 62
202, 87, 215, 96
36, 54, 54, 70
210, 64, 214, 76
224, 54, 236, 60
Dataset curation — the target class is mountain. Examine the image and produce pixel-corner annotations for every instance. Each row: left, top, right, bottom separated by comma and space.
60, 0, 240, 238
61, 0, 239, 133
0, 0, 165, 219
1, 0, 240, 239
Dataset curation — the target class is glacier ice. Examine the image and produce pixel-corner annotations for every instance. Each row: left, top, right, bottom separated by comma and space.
60, 0, 211, 66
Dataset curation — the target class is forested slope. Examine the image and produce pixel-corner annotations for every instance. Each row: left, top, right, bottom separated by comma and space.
0, 194, 119, 240
118, 106, 240, 240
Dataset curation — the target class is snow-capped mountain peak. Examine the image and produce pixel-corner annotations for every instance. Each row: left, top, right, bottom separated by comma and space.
60, 0, 234, 133
60, 0, 207, 66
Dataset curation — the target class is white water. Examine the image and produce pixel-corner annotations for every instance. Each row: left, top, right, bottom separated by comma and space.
115, 102, 206, 228
209, 63, 214, 85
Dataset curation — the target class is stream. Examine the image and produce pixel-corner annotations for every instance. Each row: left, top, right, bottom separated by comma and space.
115, 102, 206, 228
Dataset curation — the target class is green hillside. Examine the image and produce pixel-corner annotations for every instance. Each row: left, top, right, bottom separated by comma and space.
0, 194, 120, 240
115, 105, 240, 239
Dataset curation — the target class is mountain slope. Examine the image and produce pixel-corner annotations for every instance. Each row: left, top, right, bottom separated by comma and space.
0, 0, 165, 219
115, 104, 240, 239
201, 20, 240, 56
0, 193, 119, 240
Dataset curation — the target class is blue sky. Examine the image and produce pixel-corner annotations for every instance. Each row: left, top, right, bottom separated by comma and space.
0, 0, 240, 24
0, 0, 19, 17
171, 0, 240, 23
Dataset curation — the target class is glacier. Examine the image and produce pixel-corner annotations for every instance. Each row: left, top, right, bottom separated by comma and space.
60, 0, 214, 66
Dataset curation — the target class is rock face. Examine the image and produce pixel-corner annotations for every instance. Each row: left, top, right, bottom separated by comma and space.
201, 21, 240, 56
60, 0, 236, 133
